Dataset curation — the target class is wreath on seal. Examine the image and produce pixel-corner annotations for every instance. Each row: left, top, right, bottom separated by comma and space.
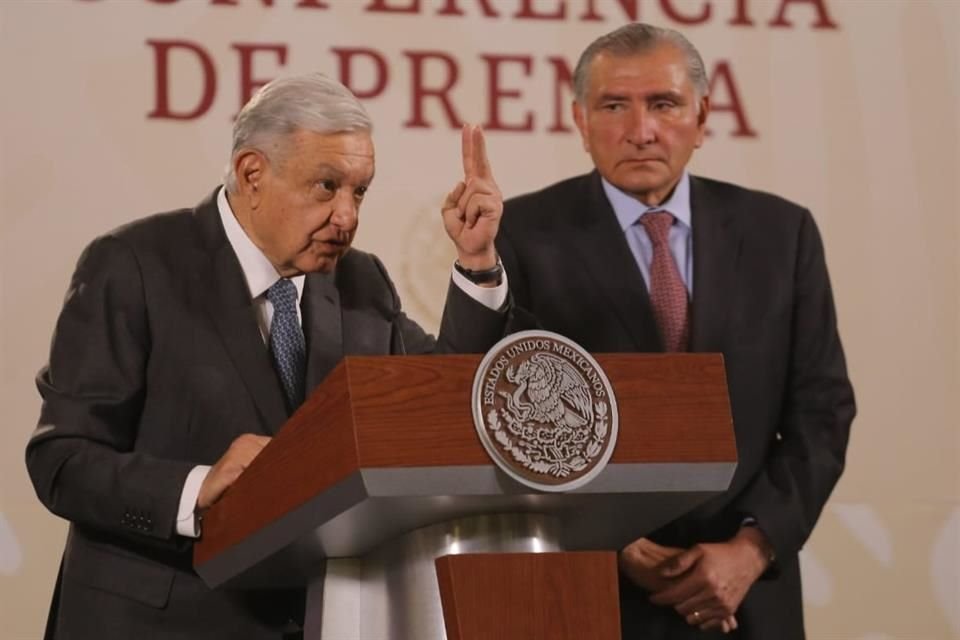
486, 352, 609, 478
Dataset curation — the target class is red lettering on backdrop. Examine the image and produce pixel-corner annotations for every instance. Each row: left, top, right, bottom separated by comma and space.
209, 0, 330, 6
436, 0, 499, 17
332, 47, 389, 99
770, 0, 838, 29
233, 43, 287, 109
706, 61, 756, 138
546, 55, 574, 133
211, 0, 273, 6
403, 51, 464, 128
579, 0, 638, 22
365, 0, 419, 13
147, 39, 216, 120
660, 0, 710, 25
728, 0, 754, 26
480, 55, 534, 131
514, 0, 564, 20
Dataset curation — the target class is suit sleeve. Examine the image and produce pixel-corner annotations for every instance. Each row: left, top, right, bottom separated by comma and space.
495, 215, 546, 333
26, 235, 194, 547
367, 253, 517, 355
435, 279, 510, 353
731, 210, 856, 559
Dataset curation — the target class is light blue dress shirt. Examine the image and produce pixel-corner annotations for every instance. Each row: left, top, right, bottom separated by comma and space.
602, 172, 694, 295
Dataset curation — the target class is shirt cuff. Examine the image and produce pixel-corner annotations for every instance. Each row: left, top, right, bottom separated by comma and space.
450, 265, 509, 311
176, 465, 212, 538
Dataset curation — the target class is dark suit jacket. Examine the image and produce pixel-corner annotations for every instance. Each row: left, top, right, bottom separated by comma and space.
26, 190, 510, 640
496, 172, 855, 640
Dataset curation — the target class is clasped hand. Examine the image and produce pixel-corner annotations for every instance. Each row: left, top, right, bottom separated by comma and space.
620, 531, 771, 633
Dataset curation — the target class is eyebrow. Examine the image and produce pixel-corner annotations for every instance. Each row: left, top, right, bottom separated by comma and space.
594, 90, 686, 104
646, 91, 686, 103
313, 164, 375, 186
596, 92, 630, 103
312, 164, 345, 178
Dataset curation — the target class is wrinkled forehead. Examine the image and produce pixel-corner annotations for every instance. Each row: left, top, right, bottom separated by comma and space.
282, 129, 375, 167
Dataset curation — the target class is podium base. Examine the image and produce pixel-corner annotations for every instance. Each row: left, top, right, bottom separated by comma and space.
305, 512, 561, 640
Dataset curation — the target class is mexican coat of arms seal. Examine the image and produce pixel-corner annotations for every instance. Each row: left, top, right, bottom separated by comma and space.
471, 330, 619, 491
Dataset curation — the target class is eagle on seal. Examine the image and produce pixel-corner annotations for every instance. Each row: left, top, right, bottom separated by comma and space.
503, 352, 593, 429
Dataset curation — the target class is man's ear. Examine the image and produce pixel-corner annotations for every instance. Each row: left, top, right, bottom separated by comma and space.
695, 95, 710, 148
233, 150, 267, 205
572, 100, 590, 154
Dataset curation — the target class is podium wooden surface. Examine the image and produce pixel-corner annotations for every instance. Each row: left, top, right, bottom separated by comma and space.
194, 354, 736, 586
192, 353, 735, 639
436, 552, 621, 640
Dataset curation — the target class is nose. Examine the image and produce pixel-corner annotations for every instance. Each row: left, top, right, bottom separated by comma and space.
626, 106, 656, 146
330, 191, 359, 231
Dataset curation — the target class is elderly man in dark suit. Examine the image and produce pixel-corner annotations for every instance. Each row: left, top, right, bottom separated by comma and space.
27, 73, 511, 639
496, 23, 855, 639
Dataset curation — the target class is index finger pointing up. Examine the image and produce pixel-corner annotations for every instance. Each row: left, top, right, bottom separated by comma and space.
461, 123, 492, 181
461, 123, 475, 180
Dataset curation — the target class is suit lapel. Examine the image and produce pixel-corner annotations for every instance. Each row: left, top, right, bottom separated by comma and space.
193, 191, 289, 433
302, 270, 343, 393
689, 176, 741, 353
570, 172, 663, 351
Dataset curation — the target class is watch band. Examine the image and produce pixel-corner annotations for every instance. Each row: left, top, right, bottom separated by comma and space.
454, 258, 503, 285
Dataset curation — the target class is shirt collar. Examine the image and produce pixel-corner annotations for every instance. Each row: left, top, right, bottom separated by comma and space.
217, 186, 304, 300
602, 172, 692, 231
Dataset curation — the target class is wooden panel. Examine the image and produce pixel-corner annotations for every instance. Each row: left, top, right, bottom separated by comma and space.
347, 353, 735, 467
437, 552, 621, 640
194, 363, 360, 566
347, 354, 489, 467
602, 353, 737, 463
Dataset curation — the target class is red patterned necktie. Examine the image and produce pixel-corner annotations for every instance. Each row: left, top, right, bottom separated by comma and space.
639, 211, 689, 352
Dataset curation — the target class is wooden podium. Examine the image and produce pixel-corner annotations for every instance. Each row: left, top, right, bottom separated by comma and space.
194, 354, 735, 639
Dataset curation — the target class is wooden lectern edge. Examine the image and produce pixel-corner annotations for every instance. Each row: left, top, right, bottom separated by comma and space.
194, 352, 736, 584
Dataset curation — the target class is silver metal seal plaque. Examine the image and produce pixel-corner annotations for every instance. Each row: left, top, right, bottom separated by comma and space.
472, 330, 619, 492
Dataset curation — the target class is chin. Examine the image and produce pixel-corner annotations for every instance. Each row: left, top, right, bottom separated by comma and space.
297, 253, 341, 275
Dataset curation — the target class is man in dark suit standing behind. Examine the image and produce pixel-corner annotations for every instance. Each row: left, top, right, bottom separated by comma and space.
27, 73, 511, 639
496, 24, 855, 638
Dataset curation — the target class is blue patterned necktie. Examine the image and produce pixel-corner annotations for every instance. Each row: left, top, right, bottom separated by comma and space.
266, 278, 306, 411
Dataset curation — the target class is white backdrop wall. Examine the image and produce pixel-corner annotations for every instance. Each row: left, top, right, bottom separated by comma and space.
1, 1, 958, 638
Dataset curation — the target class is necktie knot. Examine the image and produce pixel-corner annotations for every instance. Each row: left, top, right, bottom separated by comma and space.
267, 278, 299, 314
639, 210, 674, 247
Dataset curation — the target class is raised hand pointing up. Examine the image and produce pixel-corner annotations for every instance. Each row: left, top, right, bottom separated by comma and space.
442, 124, 503, 276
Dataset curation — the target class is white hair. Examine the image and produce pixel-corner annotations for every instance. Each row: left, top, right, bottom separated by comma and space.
224, 73, 372, 192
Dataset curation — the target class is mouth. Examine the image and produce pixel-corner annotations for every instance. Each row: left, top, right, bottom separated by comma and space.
309, 238, 348, 256
620, 157, 664, 165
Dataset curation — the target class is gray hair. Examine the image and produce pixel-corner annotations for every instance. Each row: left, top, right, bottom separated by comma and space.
572, 23, 709, 104
224, 73, 372, 191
